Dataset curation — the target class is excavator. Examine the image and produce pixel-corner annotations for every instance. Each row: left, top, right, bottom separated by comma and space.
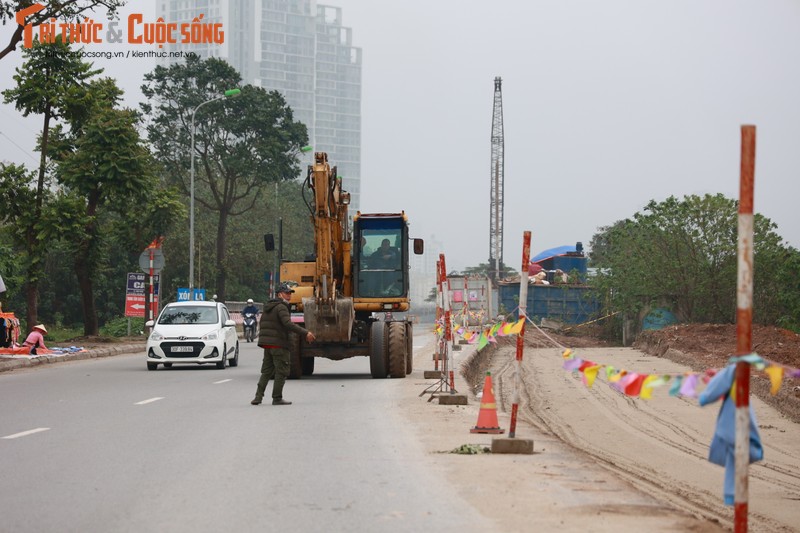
265, 152, 423, 378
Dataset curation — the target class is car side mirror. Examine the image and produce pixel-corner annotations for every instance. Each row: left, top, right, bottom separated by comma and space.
264, 234, 275, 252
413, 238, 424, 255
145, 320, 154, 327
224, 319, 236, 327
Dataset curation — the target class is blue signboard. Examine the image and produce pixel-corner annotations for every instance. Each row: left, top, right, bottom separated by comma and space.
127, 272, 159, 295
177, 288, 207, 301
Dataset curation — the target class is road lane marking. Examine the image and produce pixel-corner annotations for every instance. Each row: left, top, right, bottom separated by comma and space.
135, 397, 164, 405
3, 427, 50, 439
213, 379, 232, 384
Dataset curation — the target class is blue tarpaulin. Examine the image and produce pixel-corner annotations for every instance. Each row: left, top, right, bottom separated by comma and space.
530, 245, 577, 264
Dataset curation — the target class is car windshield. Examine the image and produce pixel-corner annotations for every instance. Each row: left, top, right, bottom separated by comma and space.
158, 306, 218, 325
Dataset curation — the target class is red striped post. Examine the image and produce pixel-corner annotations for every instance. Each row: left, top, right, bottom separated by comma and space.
509, 231, 531, 438
434, 259, 442, 371
463, 275, 469, 329
439, 254, 456, 392
149, 247, 155, 323
734, 125, 756, 532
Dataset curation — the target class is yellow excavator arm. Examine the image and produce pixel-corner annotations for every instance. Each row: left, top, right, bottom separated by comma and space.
303, 152, 354, 341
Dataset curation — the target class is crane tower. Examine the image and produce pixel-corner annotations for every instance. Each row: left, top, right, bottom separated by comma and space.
488, 76, 504, 281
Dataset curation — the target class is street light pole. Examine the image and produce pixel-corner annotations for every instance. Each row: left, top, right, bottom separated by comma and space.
189, 88, 241, 297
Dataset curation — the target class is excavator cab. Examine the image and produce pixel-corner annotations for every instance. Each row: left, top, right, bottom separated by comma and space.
353, 213, 423, 300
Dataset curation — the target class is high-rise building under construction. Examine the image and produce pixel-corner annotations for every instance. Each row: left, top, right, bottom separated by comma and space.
155, 0, 363, 210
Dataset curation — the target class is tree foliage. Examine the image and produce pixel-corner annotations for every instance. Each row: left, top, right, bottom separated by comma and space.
589, 194, 800, 332
140, 54, 309, 300
2, 36, 100, 327
47, 77, 181, 335
1, 38, 182, 334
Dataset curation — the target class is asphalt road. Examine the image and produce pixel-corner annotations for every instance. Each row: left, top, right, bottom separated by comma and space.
0, 335, 490, 533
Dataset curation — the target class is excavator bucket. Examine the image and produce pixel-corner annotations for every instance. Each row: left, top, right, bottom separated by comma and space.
302, 296, 355, 342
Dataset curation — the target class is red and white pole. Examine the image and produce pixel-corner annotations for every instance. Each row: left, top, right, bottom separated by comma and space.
434, 259, 443, 372
463, 275, 469, 329
734, 125, 756, 532
149, 247, 155, 324
509, 231, 531, 438
439, 254, 456, 392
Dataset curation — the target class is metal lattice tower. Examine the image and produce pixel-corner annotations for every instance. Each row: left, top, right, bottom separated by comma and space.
489, 76, 504, 281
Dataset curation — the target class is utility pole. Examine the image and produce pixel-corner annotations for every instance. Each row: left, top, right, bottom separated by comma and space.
489, 77, 505, 282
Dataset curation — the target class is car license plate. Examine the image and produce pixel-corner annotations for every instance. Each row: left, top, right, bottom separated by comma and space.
171, 346, 193, 352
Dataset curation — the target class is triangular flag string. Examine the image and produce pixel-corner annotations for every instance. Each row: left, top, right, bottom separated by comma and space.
440, 310, 799, 399
560, 348, 798, 400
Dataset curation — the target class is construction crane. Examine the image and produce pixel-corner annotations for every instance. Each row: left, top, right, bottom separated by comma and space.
489, 76, 504, 282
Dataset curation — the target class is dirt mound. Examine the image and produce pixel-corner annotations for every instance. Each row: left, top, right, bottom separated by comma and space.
635, 323, 800, 368
635, 324, 800, 424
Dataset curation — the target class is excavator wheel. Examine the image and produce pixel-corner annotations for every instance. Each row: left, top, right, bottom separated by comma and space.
405, 321, 414, 375
288, 332, 303, 379
387, 321, 407, 378
369, 321, 388, 378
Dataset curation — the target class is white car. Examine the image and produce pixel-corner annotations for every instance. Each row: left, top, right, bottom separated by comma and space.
145, 301, 239, 370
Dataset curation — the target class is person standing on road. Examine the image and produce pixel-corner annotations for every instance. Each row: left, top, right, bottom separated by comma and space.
251, 283, 315, 406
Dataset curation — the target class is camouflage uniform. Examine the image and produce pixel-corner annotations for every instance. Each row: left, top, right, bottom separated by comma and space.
252, 297, 310, 404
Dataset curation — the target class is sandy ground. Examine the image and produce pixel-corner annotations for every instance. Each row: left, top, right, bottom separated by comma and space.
398, 331, 800, 532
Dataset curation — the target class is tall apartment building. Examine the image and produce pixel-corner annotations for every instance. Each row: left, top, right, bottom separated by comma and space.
156, 0, 363, 210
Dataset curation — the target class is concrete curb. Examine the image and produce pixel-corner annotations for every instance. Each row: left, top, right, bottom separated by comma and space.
0, 343, 146, 373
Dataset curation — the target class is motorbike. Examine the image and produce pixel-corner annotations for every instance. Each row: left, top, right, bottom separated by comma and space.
243, 312, 257, 343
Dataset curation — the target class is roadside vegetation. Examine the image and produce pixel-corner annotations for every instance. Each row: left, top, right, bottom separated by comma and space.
0, 38, 313, 336
589, 194, 800, 337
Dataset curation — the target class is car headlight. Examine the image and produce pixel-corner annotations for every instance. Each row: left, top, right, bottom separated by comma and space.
201, 332, 218, 341
150, 331, 164, 341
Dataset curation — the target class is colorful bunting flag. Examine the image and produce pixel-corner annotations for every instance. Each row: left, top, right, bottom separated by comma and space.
508, 318, 524, 335
583, 365, 601, 388
669, 375, 684, 397
764, 366, 784, 395
477, 332, 488, 350
639, 375, 665, 400
623, 374, 646, 396
679, 374, 699, 398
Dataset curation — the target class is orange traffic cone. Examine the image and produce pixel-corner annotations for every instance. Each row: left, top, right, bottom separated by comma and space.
470, 372, 505, 434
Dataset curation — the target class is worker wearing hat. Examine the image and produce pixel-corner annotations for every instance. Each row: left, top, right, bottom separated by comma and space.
251, 282, 316, 405
22, 324, 48, 355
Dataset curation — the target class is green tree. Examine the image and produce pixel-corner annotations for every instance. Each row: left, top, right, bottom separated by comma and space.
589, 194, 800, 332
48, 77, 173, 335
2, 36, 100, 329
0, 0, 125, 60
0, 163, 44, 322
141, 55, 308, 301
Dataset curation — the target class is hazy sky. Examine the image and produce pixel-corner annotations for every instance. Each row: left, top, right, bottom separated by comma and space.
2, 1, 799, 272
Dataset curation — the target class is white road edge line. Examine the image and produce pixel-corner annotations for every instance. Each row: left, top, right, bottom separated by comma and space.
135, 397, 164, 405
3, 427, 51, 439
213, 379, 232, 384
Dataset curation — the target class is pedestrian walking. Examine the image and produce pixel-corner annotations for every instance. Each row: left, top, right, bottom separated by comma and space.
251, 283, 315, 405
